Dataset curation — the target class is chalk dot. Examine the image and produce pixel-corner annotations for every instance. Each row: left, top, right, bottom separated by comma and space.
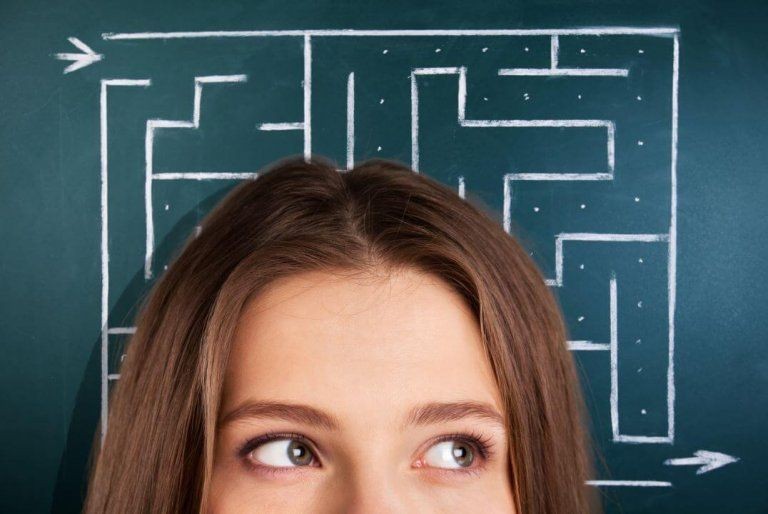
523, 92, 530, 101
482, 47, 488, 52
634, 196, 640, 202
580, 203, 586, 209
577, 94, 582, 99
377, 145, 382, 151
435, 48, 441, 53
638, 257, 644, 263
636, 338, 642, 344
483, 96, 488, 101
636, 95, 642, 101
383, 49, 388, 54
637, 367, 643, 373
637, 140, 644, 146
533, 206, 540, 212
638, 49, 645, 54
163, 264, 168, 270
637, 301, 643, 308
379, 98, 385, 104
164, 203, 169, 211
524, 47, 529, 52
579, 263, 585, 270
577, 316, 585, 322
641, 408, 647, 415
580, 48, 586, 54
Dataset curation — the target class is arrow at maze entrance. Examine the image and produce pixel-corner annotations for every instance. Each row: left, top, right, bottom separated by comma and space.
53, 37, 103, 74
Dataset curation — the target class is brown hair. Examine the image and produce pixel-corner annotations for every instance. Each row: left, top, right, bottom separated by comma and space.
84, 155, 600, 514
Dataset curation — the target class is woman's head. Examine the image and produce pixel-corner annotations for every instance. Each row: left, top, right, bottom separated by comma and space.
84, 155, 600, 513
212, 266, 514, 512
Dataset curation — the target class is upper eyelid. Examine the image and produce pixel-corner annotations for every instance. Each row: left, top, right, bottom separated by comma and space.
427, 432, 494, 461
239, 432, 320, 458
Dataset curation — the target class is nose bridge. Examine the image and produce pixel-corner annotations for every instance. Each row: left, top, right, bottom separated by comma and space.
342, 462, 410, 514
330, 439, 416, 514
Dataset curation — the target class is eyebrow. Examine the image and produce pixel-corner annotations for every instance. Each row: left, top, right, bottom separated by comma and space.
219, 399, 505, 431
219, 400, 340, 430
401, 400, 505, 431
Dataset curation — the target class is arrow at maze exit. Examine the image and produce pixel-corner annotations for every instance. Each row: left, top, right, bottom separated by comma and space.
664, 450, 739, 475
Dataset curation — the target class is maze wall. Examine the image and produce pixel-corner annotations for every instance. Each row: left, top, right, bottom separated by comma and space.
97, 28, 678, 489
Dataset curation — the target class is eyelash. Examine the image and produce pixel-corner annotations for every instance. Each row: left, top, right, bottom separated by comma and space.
236, 430, 496, 478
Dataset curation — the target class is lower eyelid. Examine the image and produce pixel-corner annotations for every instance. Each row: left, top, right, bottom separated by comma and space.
420, 463, 487, 482
242, 457, 320, 477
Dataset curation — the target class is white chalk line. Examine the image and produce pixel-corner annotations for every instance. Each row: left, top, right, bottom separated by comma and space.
551, 35, 559, 68
106, 326, 136, 334
508, 173, 613, 180
667, 33, 679, 444
410, 70, 419, 172
304, 34, 311, 161
569, 340, 610, 351
347, 71, 354, 169
258, 122, 304, 130
499, 68, 629, 76
153, 172, 259, 180
102, 27, 680, 40
100, 78, 151, 445
587, 480, 673, 487
610, 273, 619, 440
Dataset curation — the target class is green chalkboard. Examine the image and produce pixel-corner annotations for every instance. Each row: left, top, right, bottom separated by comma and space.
2, 1, 767, 512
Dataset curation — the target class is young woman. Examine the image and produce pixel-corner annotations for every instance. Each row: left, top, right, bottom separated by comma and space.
83, 155, 601, 513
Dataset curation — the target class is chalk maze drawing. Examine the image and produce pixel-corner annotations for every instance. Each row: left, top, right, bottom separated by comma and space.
52, 27, 740, 488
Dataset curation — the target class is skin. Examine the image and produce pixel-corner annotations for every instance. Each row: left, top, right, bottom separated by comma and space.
208, 267, 516, 513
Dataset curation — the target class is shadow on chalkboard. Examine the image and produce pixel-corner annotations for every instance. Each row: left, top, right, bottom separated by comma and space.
50, 326, 100, 513
50, 189, 233, 513
50, 179, 622, 513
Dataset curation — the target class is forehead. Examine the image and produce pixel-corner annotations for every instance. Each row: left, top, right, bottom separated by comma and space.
223, 267, 503, 422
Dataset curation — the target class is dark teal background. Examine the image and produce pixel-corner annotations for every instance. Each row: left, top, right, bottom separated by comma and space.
2, 1, 767, 512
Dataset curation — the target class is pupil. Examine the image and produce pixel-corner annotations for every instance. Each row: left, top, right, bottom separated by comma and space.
287, 440, 311, 466
452, 443, 474, 467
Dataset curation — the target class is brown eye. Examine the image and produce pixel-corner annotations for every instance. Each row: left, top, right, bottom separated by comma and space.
424, 440, 475, 469
286, 440, 314, 466
250, 438, 316, 467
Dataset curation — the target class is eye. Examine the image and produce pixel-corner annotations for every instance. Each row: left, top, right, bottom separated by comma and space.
247, 437, 316, 468
423, 439, 476, 469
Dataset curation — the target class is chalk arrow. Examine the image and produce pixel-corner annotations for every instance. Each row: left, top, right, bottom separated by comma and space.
664, 450, 739, 475
53, 37, 103, 74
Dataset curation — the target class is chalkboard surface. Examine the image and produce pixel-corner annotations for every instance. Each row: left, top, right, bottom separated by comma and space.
2, 1, 767, 512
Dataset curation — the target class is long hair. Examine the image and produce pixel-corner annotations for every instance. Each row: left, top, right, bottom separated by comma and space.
83, 155, 600, 513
